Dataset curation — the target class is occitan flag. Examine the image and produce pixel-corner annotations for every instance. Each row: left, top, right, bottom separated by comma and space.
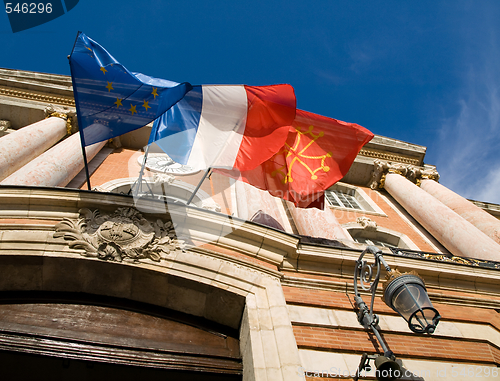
217, 109, 374, 208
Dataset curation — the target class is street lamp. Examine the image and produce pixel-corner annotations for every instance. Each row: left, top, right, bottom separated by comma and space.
383, 270, 440, 334
353, 246, 440, 381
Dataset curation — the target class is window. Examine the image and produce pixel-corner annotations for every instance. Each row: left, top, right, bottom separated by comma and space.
325, 190, 364, 210
324, 182, 384, 214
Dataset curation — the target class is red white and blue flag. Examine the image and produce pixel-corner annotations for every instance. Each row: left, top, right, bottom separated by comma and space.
149, 84, 296, 171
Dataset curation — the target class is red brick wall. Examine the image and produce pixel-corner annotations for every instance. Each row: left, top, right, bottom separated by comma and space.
284, 286, 500, 366
331, 186, 437, 252
86, 148, 143, 188
293, 325, 500, 365
283, 286, 500, 330
86, 148, 235, 214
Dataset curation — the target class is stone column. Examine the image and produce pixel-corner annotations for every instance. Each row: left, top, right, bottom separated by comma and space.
0, 108, 71, 181
1, 132, 105, 187
383, 172, 500, 261
421, 179, 500, 245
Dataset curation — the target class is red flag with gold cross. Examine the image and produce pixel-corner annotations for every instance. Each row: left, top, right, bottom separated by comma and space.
217, 109, 374, 208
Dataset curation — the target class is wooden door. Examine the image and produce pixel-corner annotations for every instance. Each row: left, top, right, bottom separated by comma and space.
0, 291, 242, 380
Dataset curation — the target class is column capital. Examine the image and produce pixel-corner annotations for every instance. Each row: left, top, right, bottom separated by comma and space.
44, 104, 77, 135
369, 159, 439, 189
407, 165, 440, 186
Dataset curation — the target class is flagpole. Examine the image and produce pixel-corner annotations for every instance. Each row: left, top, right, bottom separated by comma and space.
133, 144, 151, 198
186, 167, 212, 205
68, 32, 92, 191
79, 135, 92, 190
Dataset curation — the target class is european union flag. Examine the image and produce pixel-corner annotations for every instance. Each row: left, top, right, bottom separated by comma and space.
69, 32, 192, 146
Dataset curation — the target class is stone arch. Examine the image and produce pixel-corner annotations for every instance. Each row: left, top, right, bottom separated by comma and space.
0, 186, 303, 380
0, 217, 302, 380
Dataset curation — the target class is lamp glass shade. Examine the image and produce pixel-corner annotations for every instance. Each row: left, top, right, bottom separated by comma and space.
384, 274, 440, 334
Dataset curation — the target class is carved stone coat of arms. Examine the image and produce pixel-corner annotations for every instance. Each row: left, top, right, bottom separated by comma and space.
54, 207, 185, 262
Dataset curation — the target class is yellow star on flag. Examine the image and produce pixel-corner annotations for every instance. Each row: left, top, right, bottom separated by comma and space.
85, 46, 94, 58
142, 100, 151, 111
129, 104, 137, 115
151, 87, 158, 99
114, 98, 123, 108
106, 82, 114, 92
100, 66, 107, 74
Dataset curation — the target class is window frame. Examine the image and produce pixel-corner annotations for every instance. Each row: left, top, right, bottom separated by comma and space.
325, 189, 364, 210
343, 223, 421, 251
325, 183, 386, 216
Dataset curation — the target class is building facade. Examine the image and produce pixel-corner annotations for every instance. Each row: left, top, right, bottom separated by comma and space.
0, 68, 499, 380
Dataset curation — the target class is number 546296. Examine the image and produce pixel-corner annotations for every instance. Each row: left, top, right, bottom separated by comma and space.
5, 3, 53, 14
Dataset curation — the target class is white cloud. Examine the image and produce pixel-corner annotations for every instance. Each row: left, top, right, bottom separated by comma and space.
476, 166, 500, 202
435, 19, 500, 204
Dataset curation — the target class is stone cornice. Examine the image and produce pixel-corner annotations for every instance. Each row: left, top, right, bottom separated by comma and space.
362, 135, 426, 166
1, 186, 499, 298
358, 148, 420, 166
0, 68, 73, 94
470, 200, 500, 218
0, 85, 75, 107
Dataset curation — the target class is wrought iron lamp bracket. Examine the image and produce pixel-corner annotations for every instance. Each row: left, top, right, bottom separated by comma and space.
353, 246, 392, 354
354, 246, 391, 327
352, 246, 438, 379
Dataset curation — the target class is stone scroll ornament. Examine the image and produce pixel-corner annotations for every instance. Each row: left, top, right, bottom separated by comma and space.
54, 208, 185, 262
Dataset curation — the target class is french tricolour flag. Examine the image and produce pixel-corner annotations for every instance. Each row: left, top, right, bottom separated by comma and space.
149, 84, 296, 171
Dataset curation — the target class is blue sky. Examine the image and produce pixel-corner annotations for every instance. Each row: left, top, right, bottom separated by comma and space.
1, 1, 499, 203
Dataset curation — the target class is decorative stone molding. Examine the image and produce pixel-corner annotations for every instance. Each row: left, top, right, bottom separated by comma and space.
44, 104, 77, 135
356, 216, 377, 231
0, 120, 11, 132
359, 148, 420, 166
152, 172, 176, 186
369, 159, 439, 189
0, 85, 75, 107
391, 248, 500, 270
54, 207, 185, 262
342, 219, 420, 251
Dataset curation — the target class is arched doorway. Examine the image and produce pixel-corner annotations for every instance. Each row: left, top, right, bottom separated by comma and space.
0, 291, 242, 381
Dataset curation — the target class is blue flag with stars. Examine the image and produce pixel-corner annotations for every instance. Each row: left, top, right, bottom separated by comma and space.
69, 32, 192, 146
